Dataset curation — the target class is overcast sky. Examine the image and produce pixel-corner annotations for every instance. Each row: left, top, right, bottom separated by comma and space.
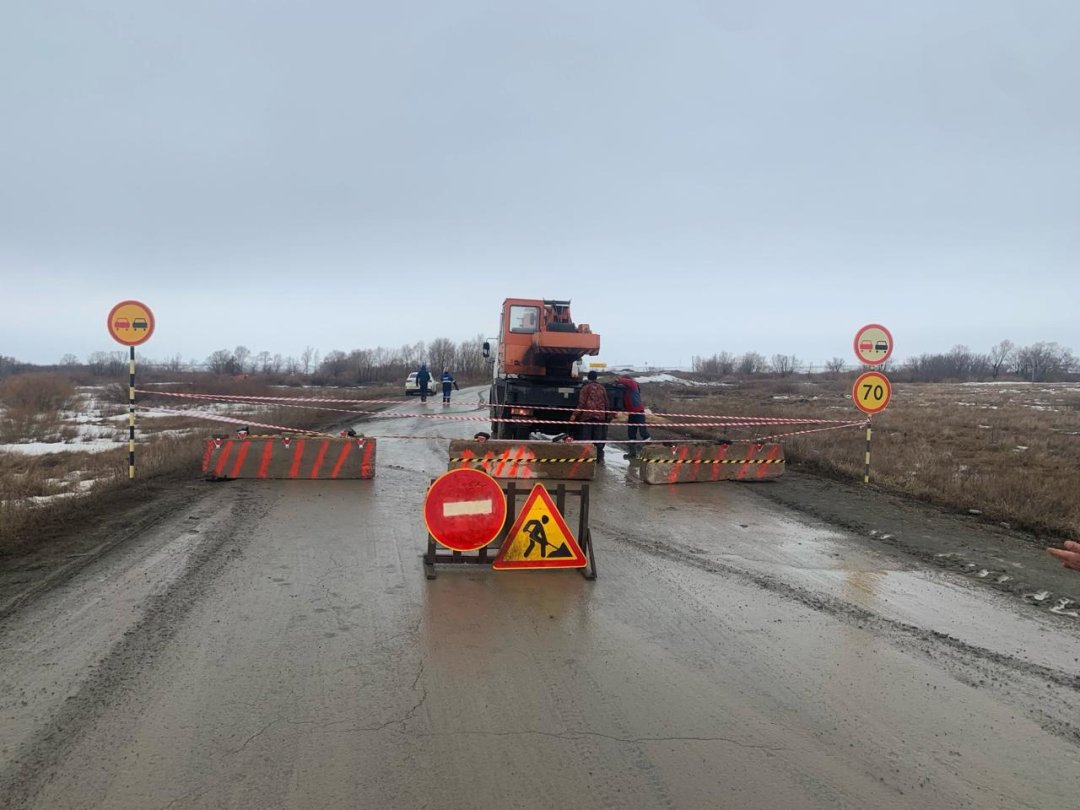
2, 0, 1077, 369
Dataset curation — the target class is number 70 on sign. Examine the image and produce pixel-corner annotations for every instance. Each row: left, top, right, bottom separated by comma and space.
852, 371, 892, 415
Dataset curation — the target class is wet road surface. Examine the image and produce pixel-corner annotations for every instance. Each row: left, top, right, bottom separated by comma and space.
2, 388, 1078, 808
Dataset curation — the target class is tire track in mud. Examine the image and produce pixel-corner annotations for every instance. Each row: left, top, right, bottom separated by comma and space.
0, 486, 275, 810
596, 518, 1080, 747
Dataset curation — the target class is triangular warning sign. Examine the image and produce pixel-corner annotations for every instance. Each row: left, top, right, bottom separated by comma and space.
493, 484, 587, 570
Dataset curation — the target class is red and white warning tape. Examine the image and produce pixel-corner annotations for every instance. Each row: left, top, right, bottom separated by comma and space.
137, 406, 332, 436
136, 389, 857, 426
135, 389, 870, 443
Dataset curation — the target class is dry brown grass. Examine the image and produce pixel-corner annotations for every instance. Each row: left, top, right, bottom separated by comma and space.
0, 374, 78, 442
646, 378, 1080, 538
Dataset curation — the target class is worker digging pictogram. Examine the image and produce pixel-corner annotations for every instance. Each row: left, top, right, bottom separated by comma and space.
492, 484, 588, 570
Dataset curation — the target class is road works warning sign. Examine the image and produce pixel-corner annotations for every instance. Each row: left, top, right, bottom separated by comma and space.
493, 484, 587, 570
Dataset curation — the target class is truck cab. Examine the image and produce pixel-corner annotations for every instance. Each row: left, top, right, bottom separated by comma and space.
486, 299, 605, 439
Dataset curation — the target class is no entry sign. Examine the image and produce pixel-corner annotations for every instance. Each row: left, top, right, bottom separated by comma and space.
423, 468, 507, 551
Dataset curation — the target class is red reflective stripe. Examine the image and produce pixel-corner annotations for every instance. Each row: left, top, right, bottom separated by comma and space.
229, 440, 251, 478
567, 444, 590, 479
757, 444, 782, 479
360, 441, 375, 477
457, 448, 476, 469
289, 439, 306, 478
668, 446, 688, 484
329, 441, 352, 479
507, 445, 527, 477
691, 448, 704, 481
202, 440, 214, 472
737, 449, 755, 480
492, 448, 513, 478
309, 440, 331, 478
257, 440, 274, 478
213, 440, 234, 477
711, 443, 729, 481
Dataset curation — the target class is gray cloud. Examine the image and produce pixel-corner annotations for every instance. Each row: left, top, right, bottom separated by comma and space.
2, 0, 1077, 367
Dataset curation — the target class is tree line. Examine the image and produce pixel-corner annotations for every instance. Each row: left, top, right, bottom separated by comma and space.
692, 340, 1078, 383
12, 335, 491, 386
2, 337, 1076, 385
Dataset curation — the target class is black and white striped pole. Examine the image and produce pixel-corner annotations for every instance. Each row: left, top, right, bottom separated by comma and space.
864, 421, 872, 485
106, 300, 155, 480
129, 345, 136, 479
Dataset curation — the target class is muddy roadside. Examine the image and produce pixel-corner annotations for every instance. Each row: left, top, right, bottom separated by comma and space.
748, 467, 1080, 619
0, 412, 373, 619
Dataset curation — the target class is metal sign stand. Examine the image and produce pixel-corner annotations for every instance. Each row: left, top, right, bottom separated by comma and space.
424, 481, 596, 580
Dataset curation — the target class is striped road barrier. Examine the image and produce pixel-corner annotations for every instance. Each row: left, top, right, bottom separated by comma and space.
637, 441, 785, 484
202, 435, 376, 480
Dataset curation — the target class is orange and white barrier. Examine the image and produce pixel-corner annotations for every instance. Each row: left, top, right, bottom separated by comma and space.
447, 439, 596, 480
202, 435, 376, 480
638, 441, 784, 484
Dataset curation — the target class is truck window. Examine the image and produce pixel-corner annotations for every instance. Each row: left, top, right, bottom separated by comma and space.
508, 305, 539, 333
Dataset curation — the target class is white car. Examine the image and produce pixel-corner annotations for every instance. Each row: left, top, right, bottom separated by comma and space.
404, 372, 435, 396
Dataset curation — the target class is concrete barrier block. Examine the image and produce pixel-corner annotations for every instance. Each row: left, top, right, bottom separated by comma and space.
202, 435, 376, 480
448, 439, 596, 480
638, 441, 784, 484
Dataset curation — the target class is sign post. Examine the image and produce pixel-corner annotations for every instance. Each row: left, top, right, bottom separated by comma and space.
852, 324, 894, 484
107, 300, 155, 478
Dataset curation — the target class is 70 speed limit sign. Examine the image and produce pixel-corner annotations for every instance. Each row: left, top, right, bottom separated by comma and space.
852, 371, 892, 414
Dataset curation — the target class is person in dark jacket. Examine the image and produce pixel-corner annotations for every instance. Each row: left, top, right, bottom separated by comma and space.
440, 370, 459, 404
615, 375, 650, 458
417, 364, 431, 403
570, 371, 611, 463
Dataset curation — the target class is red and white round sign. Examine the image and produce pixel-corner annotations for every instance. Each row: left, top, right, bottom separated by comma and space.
423, 468, 507, 551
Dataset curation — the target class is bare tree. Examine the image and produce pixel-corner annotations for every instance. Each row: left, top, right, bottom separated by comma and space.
825, 357, 846, 377
1015, 342, 1075, 382
301, 346, 317, 375
989, 339, 1014, 380
233, 345, 251, 375
317, 350, 349, 383
207, 349, 235, 375
737, 352, 766, 376
771, 354, 798, 377
255, 351, 272, 374
692, 352, 735, 378
945, 345, 974, 378
455, 334, 487, 379
428, 337, 456, 374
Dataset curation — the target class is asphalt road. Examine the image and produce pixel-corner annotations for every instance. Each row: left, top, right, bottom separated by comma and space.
1, 387, 1078, 809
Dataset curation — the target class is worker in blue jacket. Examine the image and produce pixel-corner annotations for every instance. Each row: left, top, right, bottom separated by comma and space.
441, 370, 459, 405
417, 365, 431, 403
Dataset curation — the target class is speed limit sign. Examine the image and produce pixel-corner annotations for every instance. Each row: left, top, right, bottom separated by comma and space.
852, 371, 892, 415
